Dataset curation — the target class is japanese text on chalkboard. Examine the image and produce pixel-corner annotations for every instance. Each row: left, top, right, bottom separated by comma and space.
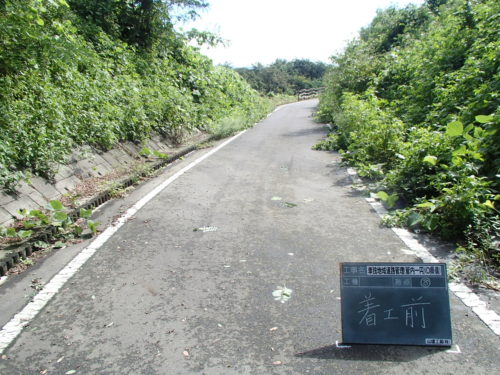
358, 292, 430, 328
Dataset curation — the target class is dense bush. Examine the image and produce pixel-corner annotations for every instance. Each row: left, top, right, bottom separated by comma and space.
329, 91, 405, 170
318, 0, 499, 266
0, 0, 266, 191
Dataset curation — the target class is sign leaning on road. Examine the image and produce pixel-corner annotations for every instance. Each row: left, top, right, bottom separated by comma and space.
340, 262, 452, 346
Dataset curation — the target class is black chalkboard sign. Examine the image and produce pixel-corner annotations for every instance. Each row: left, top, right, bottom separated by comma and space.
340, 262, 452, 346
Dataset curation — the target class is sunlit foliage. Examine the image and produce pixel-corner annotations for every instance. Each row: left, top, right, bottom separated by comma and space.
318, 0, 499, 266
0, 0, 266, 190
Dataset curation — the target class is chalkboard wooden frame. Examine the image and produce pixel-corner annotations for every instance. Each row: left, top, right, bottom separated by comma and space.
340, 262, 452, 346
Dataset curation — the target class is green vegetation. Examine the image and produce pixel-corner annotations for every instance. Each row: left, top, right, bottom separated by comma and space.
0, 200, 98, 248
0, 0, 269, 191
235, 59, 328, 95
317, 0, 499, 269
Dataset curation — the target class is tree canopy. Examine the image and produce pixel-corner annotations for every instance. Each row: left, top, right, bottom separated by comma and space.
235, 59, 328, 95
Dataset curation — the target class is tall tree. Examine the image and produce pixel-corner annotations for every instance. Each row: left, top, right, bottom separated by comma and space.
68, 0, 207, 51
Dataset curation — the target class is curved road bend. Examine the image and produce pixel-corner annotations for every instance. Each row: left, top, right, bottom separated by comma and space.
0, 100, 498, 374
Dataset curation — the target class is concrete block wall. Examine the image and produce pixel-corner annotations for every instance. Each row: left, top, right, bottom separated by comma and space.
0, 134, 195, 228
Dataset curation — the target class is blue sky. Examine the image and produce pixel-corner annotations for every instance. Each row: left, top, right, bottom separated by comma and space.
179, 0, 425, 67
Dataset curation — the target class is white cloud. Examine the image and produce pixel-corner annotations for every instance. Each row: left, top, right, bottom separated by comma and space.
180, 0, 425, 67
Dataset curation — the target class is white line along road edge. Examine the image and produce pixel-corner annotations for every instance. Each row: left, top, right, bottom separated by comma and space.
0, 130, 248, 354
346, 168, 500, 337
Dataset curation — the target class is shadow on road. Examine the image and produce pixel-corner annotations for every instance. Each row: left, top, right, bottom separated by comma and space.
295, 344, 447, 362
281, 125, 328, 138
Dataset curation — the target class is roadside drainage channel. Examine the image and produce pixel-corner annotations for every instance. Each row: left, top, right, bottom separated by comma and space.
345, 167, 500, 337
0, 136, 214, 277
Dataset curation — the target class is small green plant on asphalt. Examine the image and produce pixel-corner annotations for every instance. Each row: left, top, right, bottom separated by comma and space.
272, 286, 293, 303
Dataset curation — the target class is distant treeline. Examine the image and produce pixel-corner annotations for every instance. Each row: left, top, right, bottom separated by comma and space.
235, 59, 328, 95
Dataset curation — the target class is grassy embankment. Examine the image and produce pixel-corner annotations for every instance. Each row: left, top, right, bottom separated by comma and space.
316, 0, 499, 279
0, 0, 290, 193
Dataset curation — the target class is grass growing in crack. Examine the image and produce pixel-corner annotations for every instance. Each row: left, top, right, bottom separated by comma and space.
196, 142, 214, 150
210, 116, 249, 140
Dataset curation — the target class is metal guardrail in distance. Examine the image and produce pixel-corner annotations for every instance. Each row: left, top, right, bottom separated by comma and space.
297, 87, 324, 101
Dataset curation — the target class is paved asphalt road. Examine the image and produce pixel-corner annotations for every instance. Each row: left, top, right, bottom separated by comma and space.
0, 100, 498, 374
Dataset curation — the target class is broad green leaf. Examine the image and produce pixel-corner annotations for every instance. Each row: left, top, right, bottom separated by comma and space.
36, 18, 44, 26
53, 211, 68, 221
34, 241, 49, 249
446, 121, 463, 137
39, 214, 49, 224
452, 145, 467, 156
17, 230, 33, 239
473, 126, 483, 138
6, 227, 17, 237
73, 226, 83, 237
406, 212, 422, 227
417, 202, 435, 209
23, 221, 37, 229
423, 155, 437, 166
482, 200, 495, 210
376, 191, 389, 201
87, 220, 99, 234
421, 216, 439, 231
451, 156, 463, 166
470, 152, 484, 161
475, 115, 493, 124
464, 124, 474, 133
49, 200, 64, 211
386, 194, 398, 209
79, 208, 92, 219
29, 210, 43, 218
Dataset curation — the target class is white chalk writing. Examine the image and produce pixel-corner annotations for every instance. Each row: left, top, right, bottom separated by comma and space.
358, 292, 380, 326
357, 293, 431, 329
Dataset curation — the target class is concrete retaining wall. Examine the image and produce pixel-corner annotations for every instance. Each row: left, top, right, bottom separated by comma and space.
0, 133, 206, 228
